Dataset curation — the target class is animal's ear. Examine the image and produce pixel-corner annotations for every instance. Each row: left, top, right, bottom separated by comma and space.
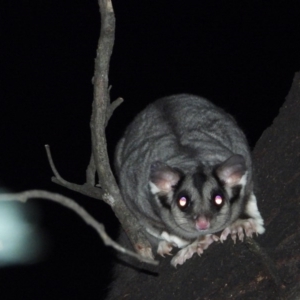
149, 161, 181, 194
215, 155, 247, 187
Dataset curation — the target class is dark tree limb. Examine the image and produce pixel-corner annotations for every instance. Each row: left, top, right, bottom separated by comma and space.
43, 0, 155, 263
90, 0, 153, 260
45, 144, 104, 200
105, 96, 124, 127
0, 190, 156, 265
86, 153, 96, 186
106, 72, 300, 299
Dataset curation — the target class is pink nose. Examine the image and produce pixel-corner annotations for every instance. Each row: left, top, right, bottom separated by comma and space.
196, 217, 210, 230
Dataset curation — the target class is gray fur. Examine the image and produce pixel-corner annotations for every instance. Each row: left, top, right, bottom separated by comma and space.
115, 94, 257, 249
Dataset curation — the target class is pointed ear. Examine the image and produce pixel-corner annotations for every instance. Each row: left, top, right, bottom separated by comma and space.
216, 155, 247, 187
149, 161, 181, 194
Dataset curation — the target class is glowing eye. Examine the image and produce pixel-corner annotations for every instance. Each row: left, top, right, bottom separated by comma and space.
177, 195, 190, 211
179, 197, 187, 207
214, 195, 223, 205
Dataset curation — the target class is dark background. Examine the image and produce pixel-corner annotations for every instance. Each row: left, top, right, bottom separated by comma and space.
1, 0, 300, 299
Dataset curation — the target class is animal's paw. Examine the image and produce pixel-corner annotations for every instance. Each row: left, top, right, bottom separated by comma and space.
157, 240, 173, 257
171, 241, 197, 267
220, 218, 264, 244
198, 234, 219, 250
170, 234, 219, 267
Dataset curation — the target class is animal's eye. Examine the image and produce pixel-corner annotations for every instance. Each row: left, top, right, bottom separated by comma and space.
177, 195, 190, 211
213, 194, 224, 206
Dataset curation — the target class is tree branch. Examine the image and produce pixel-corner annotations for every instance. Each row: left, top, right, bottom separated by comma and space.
0, 190, 158, 265
86, 153, 96, 186
105, 96, 124, 126
45, 144, 104, 200
43, 0, 155, 262
89, 0, 154, 258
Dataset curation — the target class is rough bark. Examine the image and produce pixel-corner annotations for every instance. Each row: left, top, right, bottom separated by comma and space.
107, 72, 300, 300
42, 0, 156, 265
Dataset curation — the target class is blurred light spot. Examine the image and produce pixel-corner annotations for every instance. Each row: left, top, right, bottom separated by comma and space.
0, 200, 46, 267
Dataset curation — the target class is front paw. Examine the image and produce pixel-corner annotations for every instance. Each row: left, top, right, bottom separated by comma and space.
171, 234, 219, 267
171, 242, 197, 267
220, 218, 265, 243
198, 234, 219, 250
157, 240, 173, 257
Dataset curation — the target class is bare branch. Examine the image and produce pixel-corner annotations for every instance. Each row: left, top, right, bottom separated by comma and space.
43, 0, 155, 262
105, 97, 124, 126
45, 144, 104, 200
0, 190, 158, 265
45, 144, 69, 184
51, 178, 104, 200
91, 0, 117, 191
86, 154, 96, 186
90, 0, 154, 258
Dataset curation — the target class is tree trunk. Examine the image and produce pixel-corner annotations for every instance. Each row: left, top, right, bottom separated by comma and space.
107, 72, 300, 300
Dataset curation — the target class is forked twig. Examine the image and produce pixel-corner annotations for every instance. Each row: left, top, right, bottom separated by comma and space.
45, 144, 104, 200
41, 0, 155, 264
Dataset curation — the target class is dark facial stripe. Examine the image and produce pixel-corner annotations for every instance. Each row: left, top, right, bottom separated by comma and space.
230, 185, 242, 203
192, 169, 207, 195
158, 195, 171, 210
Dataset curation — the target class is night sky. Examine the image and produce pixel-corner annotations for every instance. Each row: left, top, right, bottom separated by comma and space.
1, 0, 300, 299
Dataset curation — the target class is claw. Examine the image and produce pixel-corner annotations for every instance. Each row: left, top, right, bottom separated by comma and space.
196, 247, 204, 256
238, 231, 244, 242
220, 217, 263, 245
171, 234, 218, 267
212, 235, 219, 242
231, 234, 237, 244
220, 227, 231, 242
238, 227, 244, 242
157, 240, 173, 257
